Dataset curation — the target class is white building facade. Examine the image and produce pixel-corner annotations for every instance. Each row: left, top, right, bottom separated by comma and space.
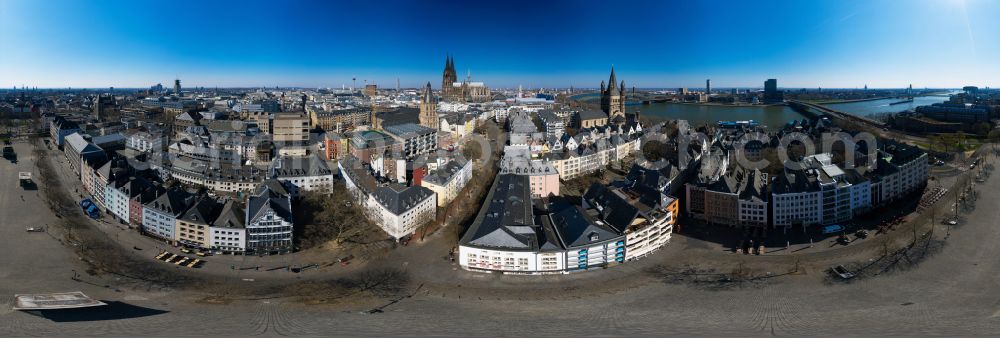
209, 226, 246, 253
368, 186, 437, 240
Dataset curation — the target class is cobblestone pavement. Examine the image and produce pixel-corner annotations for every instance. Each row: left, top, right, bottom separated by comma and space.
2, 138, 1000, 336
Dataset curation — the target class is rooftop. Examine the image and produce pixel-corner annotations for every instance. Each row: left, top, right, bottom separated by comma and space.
371, 184, 435, 215
270, 154, 332, 177
460, 174, 544, 251
384, 123, 436, 138
422, 159, 468, 186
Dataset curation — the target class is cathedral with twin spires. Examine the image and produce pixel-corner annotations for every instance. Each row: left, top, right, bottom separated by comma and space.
440, 55, 491, 103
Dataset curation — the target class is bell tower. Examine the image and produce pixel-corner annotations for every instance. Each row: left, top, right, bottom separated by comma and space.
419, 82, 438, 130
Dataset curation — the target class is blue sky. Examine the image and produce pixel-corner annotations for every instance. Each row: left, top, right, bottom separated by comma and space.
1, 0, 996, 89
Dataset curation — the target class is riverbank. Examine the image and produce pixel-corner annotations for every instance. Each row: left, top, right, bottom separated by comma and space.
809, 97, 890, 105
668, 101, 785, 108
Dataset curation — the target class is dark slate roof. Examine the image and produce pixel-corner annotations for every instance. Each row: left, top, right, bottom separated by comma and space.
339, 155, 377, 195
213, 200, 246, 229
422, 159, 467, 186
738, 169, 769, 201
582, 183, 639, 234
626, 163, 673, 191
351, 130, 396, 149
376, 107, 420, 127
179, 197, 222, 225
461, 174, 544, 250
537, 110, 561, 123
371, 184, 435, 215
53, 116, 80, 130
270, 154, 332, 177
384, 123, 435, 138
144, 188, 194, 216
247, 179, 292, 222
91, 133, 126, 148
577, 110, 608, 121
771, 167, 819, 194
120, 176, 156, 199
547, 201, 623, 249
881, 140, 925, 166
258, 178, 289, 196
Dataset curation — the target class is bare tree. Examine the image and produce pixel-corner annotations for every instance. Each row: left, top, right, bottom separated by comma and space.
296, 183, 377, 249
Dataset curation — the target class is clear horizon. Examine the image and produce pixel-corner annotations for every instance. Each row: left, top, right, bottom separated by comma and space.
1, 0, 996, 89
0, 86, 968, 91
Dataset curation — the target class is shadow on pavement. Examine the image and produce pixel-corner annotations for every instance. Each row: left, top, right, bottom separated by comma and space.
22, 301, 169, 322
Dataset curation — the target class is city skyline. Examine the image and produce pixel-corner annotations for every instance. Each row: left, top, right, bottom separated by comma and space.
1, 0, 997, 89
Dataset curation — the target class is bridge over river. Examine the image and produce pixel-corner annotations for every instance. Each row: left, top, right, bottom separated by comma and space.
788, 100, 886, 128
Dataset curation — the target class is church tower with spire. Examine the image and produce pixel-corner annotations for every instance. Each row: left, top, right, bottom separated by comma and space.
419, 82, 439, 130
600, 66, 625, 119
441, 55, 458, 102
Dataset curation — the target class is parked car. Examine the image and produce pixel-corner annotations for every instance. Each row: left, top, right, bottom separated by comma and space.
25, 227, 44, 232
855, 230, 869, 239
79, 199, 100, 219
830, 265, 856, 279
836, 234, 851, 245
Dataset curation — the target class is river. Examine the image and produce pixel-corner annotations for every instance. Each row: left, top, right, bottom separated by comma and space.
823, 95, 949, 118
627, 103, 802, 130
573, 93, 951, 130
